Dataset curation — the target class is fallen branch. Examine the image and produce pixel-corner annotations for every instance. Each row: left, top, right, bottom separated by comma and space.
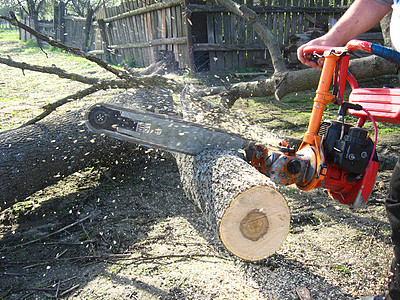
195, 55, 398, 106
0, 215, 91, 250
0, 56, 100, 85
1, 12, 132, 81
18, 79, 140, 127
0, 12, 184, 127
3, 253, 229, 270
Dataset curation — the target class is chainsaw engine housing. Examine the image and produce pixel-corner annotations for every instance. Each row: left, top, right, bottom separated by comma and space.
316, 119, 378, 207
319, 120, 376, 175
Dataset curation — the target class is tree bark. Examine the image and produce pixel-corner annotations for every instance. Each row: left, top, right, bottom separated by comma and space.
380, 10, 392, 47
0, 107, 140, 211
0, 88, 174, 210
216, 55, 398, 106
82, 8, 94, 52
175, 150, 290, 261
172, 88, 290, 261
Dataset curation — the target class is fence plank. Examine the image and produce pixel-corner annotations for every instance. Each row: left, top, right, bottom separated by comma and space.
175, 4, 186, 69
223, 12, 233, 69
104, 0, 183, 23
230, 13, 239, 69
23, 0, 379, 73
128, 0, 144, 67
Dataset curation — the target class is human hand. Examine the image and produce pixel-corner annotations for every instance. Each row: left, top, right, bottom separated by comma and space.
297, 42, 325, 69
297, 35, 342, 69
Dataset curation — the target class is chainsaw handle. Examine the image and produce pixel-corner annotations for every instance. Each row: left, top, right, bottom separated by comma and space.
302, 45, 346, 56
303, 40, 400, 65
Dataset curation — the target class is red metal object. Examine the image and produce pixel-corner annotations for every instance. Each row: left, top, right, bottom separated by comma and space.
345, 40, 372, 53
302, 40, 372, 56
326, 161, 379, 206
255, 40, 398, 207
349, 88, 400, 124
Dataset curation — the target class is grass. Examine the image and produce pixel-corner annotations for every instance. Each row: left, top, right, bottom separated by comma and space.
233, 85, 400, 138
332, 264, 352, 276
1, 25, 399, 139
0, 28, 19, 40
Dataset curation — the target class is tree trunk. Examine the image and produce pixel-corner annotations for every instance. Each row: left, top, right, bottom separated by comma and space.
82, 8, 94, 52
212, 0, 287, 74
0, 107, 140, 210
175, 150, 290, 261
0, 84, 291, 260
0, 88, 174, 211
219, 55, 398, 105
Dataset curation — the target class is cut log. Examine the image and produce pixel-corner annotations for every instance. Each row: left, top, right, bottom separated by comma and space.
0, 88, 178, 211
175, 149, 290, 261
216, 55, 398, 105
0, 107, 137, 210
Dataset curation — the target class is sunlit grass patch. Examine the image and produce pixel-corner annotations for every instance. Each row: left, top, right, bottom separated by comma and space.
0, 28, 19, 40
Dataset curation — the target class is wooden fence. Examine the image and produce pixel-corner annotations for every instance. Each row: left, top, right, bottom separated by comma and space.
19, 0, 383, 73
0, 20, 14, 29
93, 0, 188, 69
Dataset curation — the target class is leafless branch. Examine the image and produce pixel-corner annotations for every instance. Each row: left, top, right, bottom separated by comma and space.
0, 215, 91, 250
0, 12, 185, 127
1, 12, 133, 81
0, 56, 101, 85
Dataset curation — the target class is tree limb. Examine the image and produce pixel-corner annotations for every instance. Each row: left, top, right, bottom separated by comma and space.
0, 12, 186, 127
1, 12, 133, 81
198, 55, 398, 107
20, 85, 105, 127
0, 56, 101, 85
211, 0, 287, 74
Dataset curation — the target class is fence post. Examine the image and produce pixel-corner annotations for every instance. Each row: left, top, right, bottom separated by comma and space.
185, 0, 196, 73
83, 8, 94, 52
59, 1, 66, 43
98, 19, 112, 63
54, 2, 59, 40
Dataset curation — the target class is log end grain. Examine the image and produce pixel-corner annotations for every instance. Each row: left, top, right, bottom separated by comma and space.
219, 185, 290, 261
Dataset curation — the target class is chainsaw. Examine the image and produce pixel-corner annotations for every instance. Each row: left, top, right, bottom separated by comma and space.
86, 40, 400, 208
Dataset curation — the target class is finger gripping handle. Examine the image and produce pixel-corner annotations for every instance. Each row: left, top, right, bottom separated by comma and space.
303, 45, 333, 55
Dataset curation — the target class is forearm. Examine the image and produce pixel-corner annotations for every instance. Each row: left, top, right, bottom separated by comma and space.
297, 0, 392, 67
323, 0, 392, 46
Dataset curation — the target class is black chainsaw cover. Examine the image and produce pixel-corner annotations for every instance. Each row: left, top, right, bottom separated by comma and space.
319, 120, 376, 174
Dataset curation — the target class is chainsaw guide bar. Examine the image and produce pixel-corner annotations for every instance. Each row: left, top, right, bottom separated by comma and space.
86, 103, 251, 155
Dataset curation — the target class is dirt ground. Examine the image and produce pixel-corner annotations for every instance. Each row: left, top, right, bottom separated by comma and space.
1, 33, 400, 299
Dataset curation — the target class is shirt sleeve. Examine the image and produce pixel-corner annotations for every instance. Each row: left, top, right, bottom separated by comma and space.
375, 0, 393, 6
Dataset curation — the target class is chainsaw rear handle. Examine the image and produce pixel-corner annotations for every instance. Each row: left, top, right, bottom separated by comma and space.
303, 39, 400, 65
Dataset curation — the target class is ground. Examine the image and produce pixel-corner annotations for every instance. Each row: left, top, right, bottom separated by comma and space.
1, 30, 400, 299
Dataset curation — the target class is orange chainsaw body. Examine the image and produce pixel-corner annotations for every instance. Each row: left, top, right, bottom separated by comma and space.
249, 41, 400, 208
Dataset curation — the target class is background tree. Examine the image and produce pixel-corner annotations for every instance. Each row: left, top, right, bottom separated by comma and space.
67, 0, 101, 17
0, 0, 20, 15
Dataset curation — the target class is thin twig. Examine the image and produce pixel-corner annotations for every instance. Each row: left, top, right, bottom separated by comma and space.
7, 252, 229, 269
0, 215, 91, 250
55, 280, 61, 299
59, 284, 80, 297
0, 272, 27, 276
